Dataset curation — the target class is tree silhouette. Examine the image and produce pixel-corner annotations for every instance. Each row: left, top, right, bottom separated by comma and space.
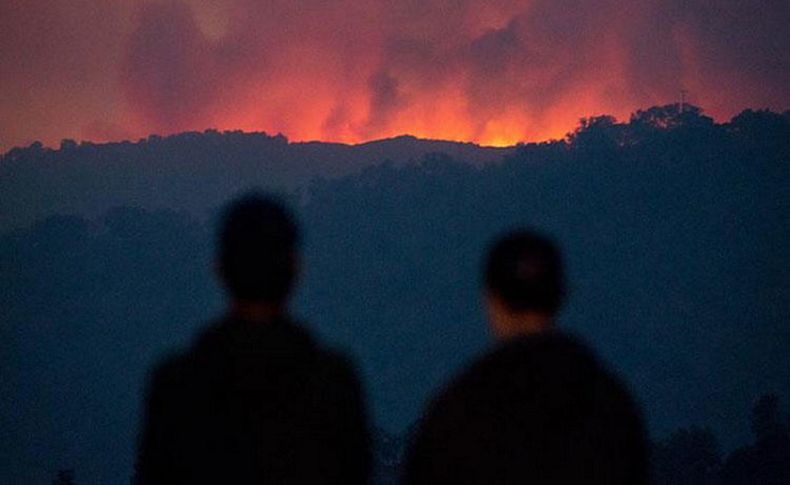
651, 426, 721, 485
721, 394, 790, 485
630, 104, 713, 130
751, 393, 783, 441
52, 469, 75, 485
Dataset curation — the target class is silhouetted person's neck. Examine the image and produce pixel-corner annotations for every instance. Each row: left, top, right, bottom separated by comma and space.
486, 293, 554, 340
228, 299, 286, 323
494, 311, 553, 340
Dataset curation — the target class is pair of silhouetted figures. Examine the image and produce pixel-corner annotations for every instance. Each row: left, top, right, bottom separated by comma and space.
134, 193, 648, 484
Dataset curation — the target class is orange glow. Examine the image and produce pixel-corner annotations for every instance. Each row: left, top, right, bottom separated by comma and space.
115, 2, 664, 148
177, 73, 591, 147
1, 0, 786, 154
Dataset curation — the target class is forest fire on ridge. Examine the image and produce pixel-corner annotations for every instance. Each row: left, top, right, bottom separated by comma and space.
0, 0, 786, 151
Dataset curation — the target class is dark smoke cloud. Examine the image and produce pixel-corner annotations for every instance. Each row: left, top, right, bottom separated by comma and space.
364, 70, 406, 136
124, 2, 219, 131
0, 0, 787, 151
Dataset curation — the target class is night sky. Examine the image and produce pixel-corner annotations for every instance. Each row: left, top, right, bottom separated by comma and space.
1, 0, 788, 152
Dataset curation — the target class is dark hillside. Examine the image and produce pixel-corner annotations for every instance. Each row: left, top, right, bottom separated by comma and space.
1, 105, 788, 483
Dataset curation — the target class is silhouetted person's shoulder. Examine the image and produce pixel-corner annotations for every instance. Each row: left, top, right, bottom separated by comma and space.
136, 317, 371, 485
403, 331, 648, 485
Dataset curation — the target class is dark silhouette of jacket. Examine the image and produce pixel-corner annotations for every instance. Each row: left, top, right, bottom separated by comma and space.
135, 316, 371, 484
403, 331, 648, 485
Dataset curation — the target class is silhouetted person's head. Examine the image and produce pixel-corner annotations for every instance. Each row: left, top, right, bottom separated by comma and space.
217, 193, 299, 316
484, 230, 564, 339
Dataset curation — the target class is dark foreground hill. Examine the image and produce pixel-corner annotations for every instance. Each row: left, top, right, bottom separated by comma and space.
1, 105, 788, 483
0, 132, 513, 230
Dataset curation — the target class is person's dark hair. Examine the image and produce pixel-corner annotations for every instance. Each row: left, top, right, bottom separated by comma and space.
484, 230, 564, 313
218, 193, 299, 301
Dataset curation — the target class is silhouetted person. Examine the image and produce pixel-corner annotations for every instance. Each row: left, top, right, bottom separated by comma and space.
403, 230, 648, 484
135, 194, 371, 484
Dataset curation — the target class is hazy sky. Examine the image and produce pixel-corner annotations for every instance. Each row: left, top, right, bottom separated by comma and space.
1, 0, 788, 152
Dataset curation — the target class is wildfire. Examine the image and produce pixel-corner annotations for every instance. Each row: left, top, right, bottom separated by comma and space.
0, 0, 785, 153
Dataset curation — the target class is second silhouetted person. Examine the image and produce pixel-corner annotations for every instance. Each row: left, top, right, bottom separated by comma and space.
404, 230, 648, 484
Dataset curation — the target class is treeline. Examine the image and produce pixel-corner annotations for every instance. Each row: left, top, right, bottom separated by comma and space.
651, 394, 789, 484
370, 393, 790, 484
46, 394, 789, 484
1, 105, 788, 482
0, 130, 511, 230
